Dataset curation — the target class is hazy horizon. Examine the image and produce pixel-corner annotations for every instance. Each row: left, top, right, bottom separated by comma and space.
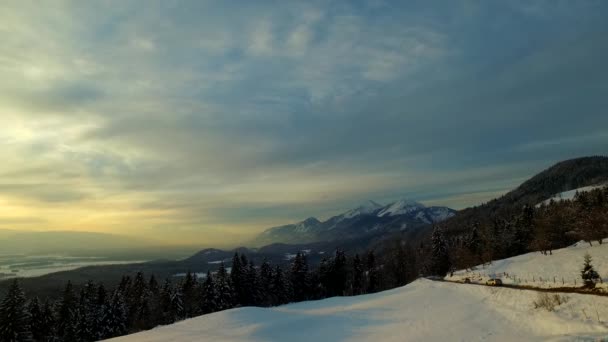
1, 1, 607, 245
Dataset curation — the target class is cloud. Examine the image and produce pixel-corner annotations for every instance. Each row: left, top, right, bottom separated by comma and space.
0, 0, 607, 245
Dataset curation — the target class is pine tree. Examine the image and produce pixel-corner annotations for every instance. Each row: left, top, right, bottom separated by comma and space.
158, 279, 176, 325
289, 252, 309, 302
0, 280, 32, 342
230, 253, 246, 306
513, 206, 534, 254
100, 289, 127, 339
57, 281, 77, 342
28, 297, 43, 342
387, 244, 409, 287
318, 257, 332, 298
215, 262, 234, 310
75, 281, 98, 342
91, 283, 106, 340
272, 266, 289, 305
41, 299, 56, 342
128, 272, 149, 330
332, 250, 348, 296
170, 286, 185, 321
352, 254, 364, 295
366, 251, 380, 293
200, 271, 217, 314
147, 275, 161, 327
259, 259, 273, 306
118, 275, 132, 295
581, 253, 601, 288
28, 296, 56, 342
246, 261, 260, 306
181, 271, 199, 318
429, 226, 451, 276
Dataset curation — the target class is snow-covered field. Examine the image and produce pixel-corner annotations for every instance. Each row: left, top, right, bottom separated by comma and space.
108, 277, 608, 342
449, 241, 608, 289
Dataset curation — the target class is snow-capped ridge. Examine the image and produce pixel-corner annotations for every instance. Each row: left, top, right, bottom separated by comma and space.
342, 200, 383, 219
377, 199, 425, 217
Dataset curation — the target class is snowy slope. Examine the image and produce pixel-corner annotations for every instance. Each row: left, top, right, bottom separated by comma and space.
538, 184, 606, 206
107, 278, 608, 342
449, 240, 608, 289
342, 200, 383, 219
377, 199, 424, 217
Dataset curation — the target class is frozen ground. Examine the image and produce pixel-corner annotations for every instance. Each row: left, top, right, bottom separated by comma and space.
108, 277, 608, 342
448, 240, 608, 290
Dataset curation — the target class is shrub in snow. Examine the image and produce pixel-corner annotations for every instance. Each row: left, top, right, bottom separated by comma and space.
533, 293, 569, 312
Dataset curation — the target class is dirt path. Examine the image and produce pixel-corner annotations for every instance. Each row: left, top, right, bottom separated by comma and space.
437, 278, 608, 297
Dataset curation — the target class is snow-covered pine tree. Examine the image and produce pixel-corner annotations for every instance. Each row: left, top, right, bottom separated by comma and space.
94, 283, 108, 340
158, 279, 175, 325
40, 299, 56, 341
75, 281, 98, 342
181, 271, 199, 318
215, 262, 234, 310
581, 253, 601, 288
169, 285, 185, 321
128, 272, 148, 330
27, 297, 42, 341
0, 280, 32, 342
200, 271, 217, 314
57, 281, 77, 342
100, 289, 127, 339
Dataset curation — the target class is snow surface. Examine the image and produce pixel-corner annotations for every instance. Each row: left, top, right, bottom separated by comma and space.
449, 240, 608, 290
377, 199, 425, 217
108, 278, 608, 342
342, 200, 383, 219
538, 184, 606, 207
427, 206, 455, 222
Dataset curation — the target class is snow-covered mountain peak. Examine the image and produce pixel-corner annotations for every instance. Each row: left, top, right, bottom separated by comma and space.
302, 217, 321, 224
342, 200, 383, 219
293, 217, 321, 233
377, 199, 425, 217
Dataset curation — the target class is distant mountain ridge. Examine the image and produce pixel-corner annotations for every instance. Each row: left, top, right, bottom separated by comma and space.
251, 199, 456, 246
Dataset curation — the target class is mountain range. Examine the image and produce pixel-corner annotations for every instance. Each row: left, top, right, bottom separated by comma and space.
251, 199, 456, 246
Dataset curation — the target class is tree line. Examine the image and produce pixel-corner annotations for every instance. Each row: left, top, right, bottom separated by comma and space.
0, 248, 416, 342
428, 186, 608, 276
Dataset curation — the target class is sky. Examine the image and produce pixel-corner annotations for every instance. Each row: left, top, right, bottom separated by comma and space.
1, 0, 607, 246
